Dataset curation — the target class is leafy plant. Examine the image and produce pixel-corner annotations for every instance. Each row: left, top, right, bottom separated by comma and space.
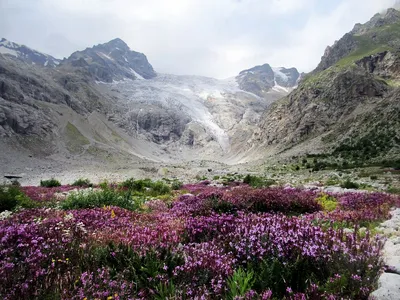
226, 268, 254, 299
316, 193, 338, 212
71, 178, 92, 187
0, 185, 37, 212
120, 178, 172, 196
61, 189, 138, 210
40, 178, 61, 188
243, 175, 276, 188
340, 179, 360, 189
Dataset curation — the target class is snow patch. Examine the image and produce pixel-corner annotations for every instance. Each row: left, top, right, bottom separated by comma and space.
272, 67, 289, 83
44, 60, 48, 67
130, 68, 145, 80
272, 79, 289, 93
0, 39, 18, 49
0, 46, 18, 57
97, 51, 115, 61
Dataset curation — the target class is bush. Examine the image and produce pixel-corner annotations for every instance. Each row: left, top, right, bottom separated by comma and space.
0, 185, 36, 212
40, 178, 61, 187
171, 180, 183, 190
71, 178, 92, 187
61, 189, 138, 210
387, 186, 400, 195
226, 268, 254, 299
119, 178, 171, 196
316, 193, 338, 212
340, 180, 359, 189
243, 175, 276, 188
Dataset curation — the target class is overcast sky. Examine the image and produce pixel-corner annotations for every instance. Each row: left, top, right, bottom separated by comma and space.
0, 0, 397, 78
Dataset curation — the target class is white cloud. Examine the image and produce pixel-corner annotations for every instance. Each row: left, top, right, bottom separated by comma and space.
0, 0, 397, 78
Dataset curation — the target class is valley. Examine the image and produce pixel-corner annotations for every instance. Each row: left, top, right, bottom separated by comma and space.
1, 3, 400, 299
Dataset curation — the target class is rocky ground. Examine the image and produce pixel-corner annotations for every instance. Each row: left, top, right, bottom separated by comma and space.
371, 208, 400, 300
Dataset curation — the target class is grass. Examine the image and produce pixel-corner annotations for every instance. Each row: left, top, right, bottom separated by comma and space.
335, 35, 392, 67
65, 122, 90, 154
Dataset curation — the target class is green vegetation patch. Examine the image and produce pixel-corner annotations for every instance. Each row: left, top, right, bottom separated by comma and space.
0, 185, 37, 212
40, 178, 61, 187
65, 122, 90, 154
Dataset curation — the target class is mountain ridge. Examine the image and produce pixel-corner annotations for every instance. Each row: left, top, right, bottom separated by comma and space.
0, 38, 60, 67
0, 37, 297, 171
250, 7, 400, 165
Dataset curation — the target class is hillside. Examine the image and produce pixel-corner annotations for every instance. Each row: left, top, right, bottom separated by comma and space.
251, 8, 400, 167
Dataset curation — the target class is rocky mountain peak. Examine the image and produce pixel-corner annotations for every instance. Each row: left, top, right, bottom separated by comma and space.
351, 8, 400, 35
236, 63, 300, 97
64, 38, 156, 82
316, 8, 400, 73
105, 38, 129, 49
0, 38, 60, 67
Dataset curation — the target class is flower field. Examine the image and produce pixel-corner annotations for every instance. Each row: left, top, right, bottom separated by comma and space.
1, 179, 399, 299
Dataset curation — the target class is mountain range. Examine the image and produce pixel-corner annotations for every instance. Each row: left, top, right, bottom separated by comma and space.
1, 7, 400, 176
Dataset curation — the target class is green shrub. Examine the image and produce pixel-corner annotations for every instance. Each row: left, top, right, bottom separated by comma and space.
243, 175, 276, 188
250, 257, 323, 298
61, 189, 138, 210
119, 178, 171, 196
325, 177, 340, 186
370, 175, 378, 180
340, 179, 359, 189
71, 178, 92, 187
387, 186, 400, 195
40, 178, 61, 187
171, 180, 183, 190
316, 193, 338, 212
0, 185, 36, 212
83, 243, 183, 294
226, 268, 254, 299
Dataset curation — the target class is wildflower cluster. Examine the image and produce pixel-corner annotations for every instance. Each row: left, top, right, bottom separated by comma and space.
0, 181, 398, 299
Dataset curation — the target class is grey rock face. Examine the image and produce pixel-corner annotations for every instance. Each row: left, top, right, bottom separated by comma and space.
253, 66, 389, 147
236, 64, 275, 97
315, 33, 357, 72
63, 38, 156, 82
0, 38, 60, 67
356, 51, 400, 79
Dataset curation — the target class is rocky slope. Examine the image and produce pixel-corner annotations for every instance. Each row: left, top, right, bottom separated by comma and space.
251, 8, 400, 163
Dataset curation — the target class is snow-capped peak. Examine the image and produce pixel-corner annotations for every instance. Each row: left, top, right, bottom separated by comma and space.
0, 38, 60, 67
